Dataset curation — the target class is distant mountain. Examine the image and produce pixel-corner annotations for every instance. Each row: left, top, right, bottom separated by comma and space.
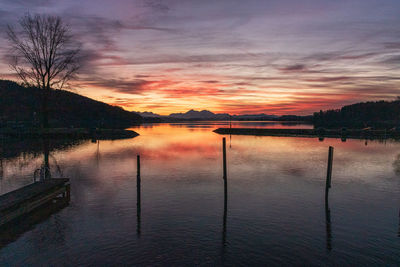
135, 111, 162, 118
169, 109, 230, 120
0, 80, 142, 128
135, 109, 281, 121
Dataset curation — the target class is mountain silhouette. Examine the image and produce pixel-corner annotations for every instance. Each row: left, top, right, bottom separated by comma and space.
136, 109, 280, 121
169, 109, 230, 119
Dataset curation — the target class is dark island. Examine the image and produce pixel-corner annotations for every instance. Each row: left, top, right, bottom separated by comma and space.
213, 128, 400, 140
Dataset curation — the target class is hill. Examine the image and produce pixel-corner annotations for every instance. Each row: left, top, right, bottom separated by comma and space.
0, 80, 142, 129
313, 99, 400, 128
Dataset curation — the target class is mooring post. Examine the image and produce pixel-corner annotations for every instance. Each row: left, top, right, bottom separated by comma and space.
137, 155, 141, 234
137, 155, 141, 201
325, 146, 333, 250
326, 146, 334, 189
137, 155, 141, 180
223, 138, 227, 180
222, 137, 228, 246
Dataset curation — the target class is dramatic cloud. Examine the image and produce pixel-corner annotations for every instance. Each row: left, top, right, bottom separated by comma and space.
0, 0, 399, 115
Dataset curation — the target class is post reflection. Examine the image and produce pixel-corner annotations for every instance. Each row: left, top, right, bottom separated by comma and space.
137, 155, 141, 236
0, 158, 3, 181
398, 209, 400, 237
42, 138, 51, 180
96, 140, 100, 167
325, 191, 332, 251
393, 154, 400, 177
222, 177, 227, 246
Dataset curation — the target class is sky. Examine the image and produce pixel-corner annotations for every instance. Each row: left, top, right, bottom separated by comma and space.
0, 0, 399, 115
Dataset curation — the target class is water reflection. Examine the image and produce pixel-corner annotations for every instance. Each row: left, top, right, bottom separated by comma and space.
0, 196, 69, 249
137, 155, 141, 236
0, 158, 3, 180
0, 138, 85, 194
393, 154, 400, 176
222, 174, 228, 247
42, 138, 51, 180
325, 191, 332, 251
0, 122, 400, 265
398, 209, 400, 238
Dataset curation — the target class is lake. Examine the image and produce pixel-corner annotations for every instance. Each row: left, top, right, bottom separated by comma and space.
0, 121, 399, 265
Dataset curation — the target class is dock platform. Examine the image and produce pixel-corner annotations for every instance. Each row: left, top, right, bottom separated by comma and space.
0, 178, 70, 227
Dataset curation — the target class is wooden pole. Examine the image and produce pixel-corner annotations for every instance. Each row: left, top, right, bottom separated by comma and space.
325, 146, 333, 250
223, 138, 227, 180
137, 155, 141, 180
222, 138, 228, 246
220, 138, 228, 246
326, 146, 334, 189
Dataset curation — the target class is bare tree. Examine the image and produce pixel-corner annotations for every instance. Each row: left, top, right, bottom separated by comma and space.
7, 14, 80, 128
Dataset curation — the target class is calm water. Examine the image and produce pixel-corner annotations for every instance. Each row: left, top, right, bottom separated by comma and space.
0, 121, 399, 265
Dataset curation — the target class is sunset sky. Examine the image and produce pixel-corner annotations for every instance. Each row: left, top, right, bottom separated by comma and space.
0, 0, 399, 115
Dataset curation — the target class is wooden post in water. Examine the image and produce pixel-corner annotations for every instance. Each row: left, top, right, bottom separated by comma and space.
223, 138, 227, 180
137, 155, 141, 235
137, 155, 141, 180
325, 146, 334, 250
326, 146, 334, 190
222, 138, 228, 246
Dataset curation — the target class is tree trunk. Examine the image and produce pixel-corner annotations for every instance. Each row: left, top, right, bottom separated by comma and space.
42, 88, 49, 129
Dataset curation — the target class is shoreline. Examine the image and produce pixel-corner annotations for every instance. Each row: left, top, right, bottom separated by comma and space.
0, 128, 139, 140
213, 128, 400, 140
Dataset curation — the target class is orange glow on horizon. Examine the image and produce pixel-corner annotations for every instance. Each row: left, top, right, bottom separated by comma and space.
76, 78, 372, 116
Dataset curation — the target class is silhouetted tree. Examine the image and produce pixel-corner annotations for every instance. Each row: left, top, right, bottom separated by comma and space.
7, 14, 80, 128
313, 100, 400, 128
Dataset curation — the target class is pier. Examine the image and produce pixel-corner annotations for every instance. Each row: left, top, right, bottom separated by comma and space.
0, 178, 70, 227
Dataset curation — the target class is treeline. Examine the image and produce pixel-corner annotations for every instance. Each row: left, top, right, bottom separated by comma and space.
313, 99, 400, 128
275, 115, 313, 122
0, 80, 142, 129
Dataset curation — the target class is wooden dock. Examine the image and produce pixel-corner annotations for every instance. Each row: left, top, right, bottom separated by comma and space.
0, 178, 70, 227
213, 128, 400, 140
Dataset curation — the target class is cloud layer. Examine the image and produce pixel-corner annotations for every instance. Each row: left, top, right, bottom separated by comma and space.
0, 0, 399, 115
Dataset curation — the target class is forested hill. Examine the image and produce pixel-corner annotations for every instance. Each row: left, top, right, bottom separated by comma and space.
0, 80, 142, 128
313, 99, 400, 128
